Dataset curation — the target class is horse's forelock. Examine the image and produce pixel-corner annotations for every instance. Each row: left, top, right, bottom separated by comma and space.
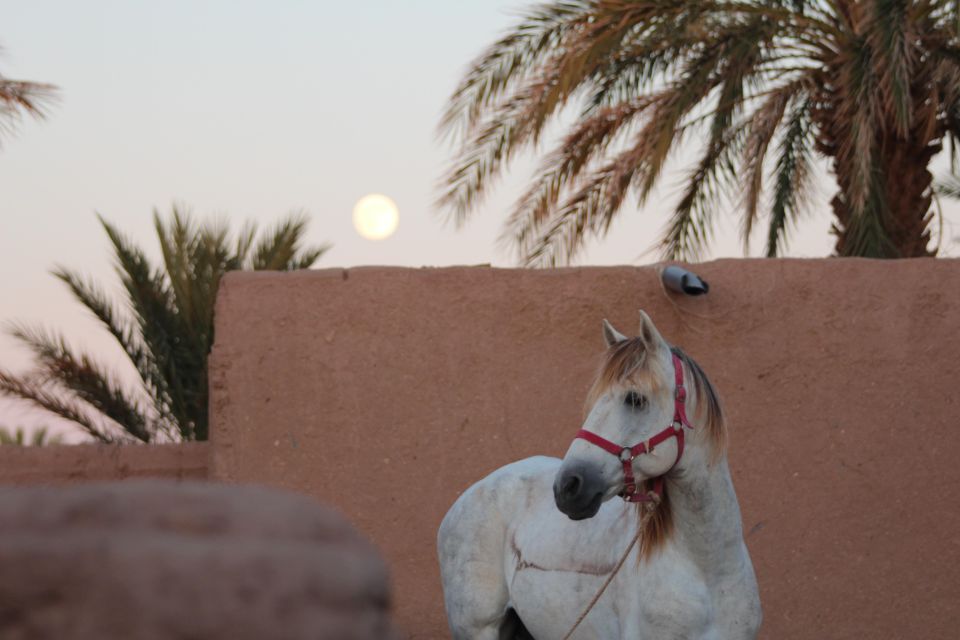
584, 338, 665, 415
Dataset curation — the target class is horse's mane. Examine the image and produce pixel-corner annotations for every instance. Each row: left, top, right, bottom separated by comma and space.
585, 338, 727, 560
670, 345, 727, 459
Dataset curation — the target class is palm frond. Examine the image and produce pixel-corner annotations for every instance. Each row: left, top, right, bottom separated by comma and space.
287, 245, 330, 270
741, 81, 806, 247
520, 130, 654, 267
662, 16, 790, 259
438, 0, 726, 226
99, 213, 193, 437
436, 92, 542, 225
517, 21, 769, 265
502, 97, 657, 258
438, 1, 598, 140
0, 425, 64, 446
7, 324, 153, 441
0, 426, 26, 446
0, 368, 116, 442
251, 212, 328, 270
155, 207, 199, 329
234, 220, 258, 265
838, 35, 881, 216
51, 266, 149, 374
935, 173, 960, 199
766, 99, 814, 256
581, 8, 726, 111
31, 427, 63, 446
0, 76, 58, 141
869, 0, 913, 136
663, 122, 750, 260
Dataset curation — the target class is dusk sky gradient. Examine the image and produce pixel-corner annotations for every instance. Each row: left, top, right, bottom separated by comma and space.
1, 1, 958, 436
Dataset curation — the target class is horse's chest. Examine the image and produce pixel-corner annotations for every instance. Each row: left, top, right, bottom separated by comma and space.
508, 547, 714, 639
621, 553, 760, 639
619, 556, 714, 638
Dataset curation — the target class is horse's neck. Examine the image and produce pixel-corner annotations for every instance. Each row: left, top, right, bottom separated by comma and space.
666, 456, 746, 579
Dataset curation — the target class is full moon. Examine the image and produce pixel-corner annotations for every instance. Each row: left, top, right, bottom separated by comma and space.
352, 194, 399, 240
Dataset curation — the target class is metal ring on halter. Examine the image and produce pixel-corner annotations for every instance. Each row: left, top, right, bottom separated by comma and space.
619, 448, 633, 462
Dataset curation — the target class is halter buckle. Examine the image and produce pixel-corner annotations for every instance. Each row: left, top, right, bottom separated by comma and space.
619, 448, 633, 462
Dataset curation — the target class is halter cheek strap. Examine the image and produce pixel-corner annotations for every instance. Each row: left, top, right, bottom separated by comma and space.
574, 352, 692, 503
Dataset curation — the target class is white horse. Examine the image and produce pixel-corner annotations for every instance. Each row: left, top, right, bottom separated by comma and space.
437, 311, 761, 639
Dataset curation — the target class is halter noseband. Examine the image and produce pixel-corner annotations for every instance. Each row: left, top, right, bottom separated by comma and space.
574, 352, 692, 503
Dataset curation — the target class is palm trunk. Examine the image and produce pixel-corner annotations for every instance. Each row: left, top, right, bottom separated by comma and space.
828, 134, 938, 258
813, 57, 941, 259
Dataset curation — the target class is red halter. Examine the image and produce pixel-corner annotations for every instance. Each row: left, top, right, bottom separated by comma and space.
574, 352, 692, 503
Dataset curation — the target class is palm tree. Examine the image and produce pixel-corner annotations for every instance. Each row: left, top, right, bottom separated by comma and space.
0, 207, 330, 443
0, 46, 57, 143
0, 426, 64, 447
438, 0, 960, 265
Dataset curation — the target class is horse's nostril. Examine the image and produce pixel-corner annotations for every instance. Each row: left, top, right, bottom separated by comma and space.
562, 474, 582, 498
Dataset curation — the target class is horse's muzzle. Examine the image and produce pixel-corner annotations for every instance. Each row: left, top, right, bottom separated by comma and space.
553, 464, 604, 520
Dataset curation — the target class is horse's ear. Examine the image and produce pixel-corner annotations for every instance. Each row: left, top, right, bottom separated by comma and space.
638, 310, 668, 351
602, 319, 627, 347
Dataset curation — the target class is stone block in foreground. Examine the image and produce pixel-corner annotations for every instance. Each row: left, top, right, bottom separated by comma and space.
0, 480, 393, 639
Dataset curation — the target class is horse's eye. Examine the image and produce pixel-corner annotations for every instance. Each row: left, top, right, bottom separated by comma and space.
624, 391, 646, 409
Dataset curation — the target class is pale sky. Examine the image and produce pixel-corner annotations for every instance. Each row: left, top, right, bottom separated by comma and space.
1, 1, 957, 437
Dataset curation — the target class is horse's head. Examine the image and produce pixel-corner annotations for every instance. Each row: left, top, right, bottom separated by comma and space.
554, 311, 724, 521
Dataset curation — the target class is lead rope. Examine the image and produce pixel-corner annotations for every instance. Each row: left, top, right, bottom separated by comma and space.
560, 502, 656, 640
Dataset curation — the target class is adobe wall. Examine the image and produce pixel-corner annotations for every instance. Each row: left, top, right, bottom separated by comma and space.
209, 260, 960, 640
0, 442, 209, 485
